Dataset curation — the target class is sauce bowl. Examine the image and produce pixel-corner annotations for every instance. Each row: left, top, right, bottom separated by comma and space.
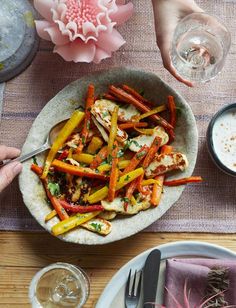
207, 103, 236, 177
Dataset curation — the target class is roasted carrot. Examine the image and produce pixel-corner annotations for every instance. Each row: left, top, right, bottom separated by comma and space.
124, 177, 140, 211
167, 95, 177, 127
150, 145, 173, 207
59, 200, 104, 213
102, 93, 122, 102
51, 159, 109, 180
121, 84, 155, 107
121, 145, 149, 175
31, 164, 69, 220
108, 106, 119, 155
137, 137, 162, 195
108, 141, 119, 202
119, 122, 148, 130
109, 85, 173, 130
164, 176, 203, 186
90, 146, 108, 169
76, 84, 95, 154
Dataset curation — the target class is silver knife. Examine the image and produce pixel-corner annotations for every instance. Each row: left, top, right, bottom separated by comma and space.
143, 249, 161, 308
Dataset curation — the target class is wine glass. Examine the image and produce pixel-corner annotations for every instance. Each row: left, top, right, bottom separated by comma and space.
29, 263, 90, 308
171, 12, 231, 83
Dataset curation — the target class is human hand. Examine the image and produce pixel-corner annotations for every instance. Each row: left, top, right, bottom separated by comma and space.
0, 145, 22, 192
151, 0, 204, 86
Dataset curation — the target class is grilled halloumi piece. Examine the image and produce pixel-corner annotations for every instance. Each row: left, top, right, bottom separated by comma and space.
91, 100, 130, 142
128, 126, 169, 152
98, 211, 117, 220
81, 218, 112, 235
101, 197, 151, 215
145, 152, 188, 178
92, 99, 140, 122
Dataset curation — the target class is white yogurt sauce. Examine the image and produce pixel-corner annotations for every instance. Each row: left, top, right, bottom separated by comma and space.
212, 107, 236, 172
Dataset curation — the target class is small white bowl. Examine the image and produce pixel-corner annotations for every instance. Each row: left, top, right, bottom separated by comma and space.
207, 103, 236, 177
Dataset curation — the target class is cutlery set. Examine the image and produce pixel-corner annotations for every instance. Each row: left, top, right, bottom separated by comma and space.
125, 249, 161, 308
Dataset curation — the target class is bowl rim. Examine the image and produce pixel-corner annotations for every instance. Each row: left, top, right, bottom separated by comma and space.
206, 102, 236, 177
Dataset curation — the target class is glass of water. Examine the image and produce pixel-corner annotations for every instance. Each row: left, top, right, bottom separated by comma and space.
29, 262, 90, 308
171, 12, 231, 83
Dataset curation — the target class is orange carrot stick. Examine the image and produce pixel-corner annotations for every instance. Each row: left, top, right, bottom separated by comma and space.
164, 176, 203, 186
124, 177, 140, 211
121, 145, 149, 175
76, 84, 94, 154
31, 164, 69, 220
167, 95, 177, 128
90, 146, 108, 169
108, 141, 119, 202
151, 145, 173, 207
137, 137, 162, 195
109, 85, 173, 130
150, 175, 165, 206
118, 122, 148, 130
51, 159, 108, 180
121, 84, 155, 107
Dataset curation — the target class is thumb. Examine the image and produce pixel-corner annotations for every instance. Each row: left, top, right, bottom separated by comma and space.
0, 162, 22, 192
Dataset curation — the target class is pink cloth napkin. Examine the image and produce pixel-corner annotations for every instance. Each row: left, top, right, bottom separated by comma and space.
164, 259, 236, 307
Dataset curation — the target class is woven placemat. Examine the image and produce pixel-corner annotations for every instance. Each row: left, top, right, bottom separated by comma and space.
0, 0, 236, 232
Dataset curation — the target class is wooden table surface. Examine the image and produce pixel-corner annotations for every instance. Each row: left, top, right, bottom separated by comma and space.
1, 231, 236, 307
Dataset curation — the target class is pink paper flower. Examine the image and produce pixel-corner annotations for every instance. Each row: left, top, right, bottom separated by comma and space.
34, 0, 133, 63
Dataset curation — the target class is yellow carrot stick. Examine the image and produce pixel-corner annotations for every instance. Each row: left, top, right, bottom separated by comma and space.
97, 160, 130, 173
72, 153, 94, 164
107, 106, 119, 155
133, 105, 166, 121
134, 128, 154, 135
41, 110, 85, 179
87, 136, 103, 154
141, 179, 162, 186
45, 210, 57, 222
51, 211, 101, 236
87, 167, 144, 204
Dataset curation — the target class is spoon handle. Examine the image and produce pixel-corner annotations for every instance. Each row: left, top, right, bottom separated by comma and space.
0, 143, 50, 167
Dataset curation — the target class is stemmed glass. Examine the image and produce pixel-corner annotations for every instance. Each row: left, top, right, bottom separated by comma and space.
171, 13, 231, 83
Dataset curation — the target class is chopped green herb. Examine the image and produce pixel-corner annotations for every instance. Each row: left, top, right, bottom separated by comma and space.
117, 149, 124, 158
47, 182, 60, 196
131, 140, 141, 147
102, 111, 109, 117
81, 136, 85, 145
91, 223, 102, 232
100, 160, 109, 166
137, 151, 146, 159
107, 154, 112, 164
124, 175, 131, 182
139, 89, 145, 96
32, 156, 38, 165
121, 197, 130, 203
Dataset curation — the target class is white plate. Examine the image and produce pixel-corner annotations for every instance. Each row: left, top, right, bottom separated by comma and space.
96, 241, 236, 308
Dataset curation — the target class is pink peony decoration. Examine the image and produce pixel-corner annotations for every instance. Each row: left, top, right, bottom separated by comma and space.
34, 0, 133, 63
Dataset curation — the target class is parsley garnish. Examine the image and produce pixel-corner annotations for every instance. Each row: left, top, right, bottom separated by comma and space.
137, 150, 146, 159
32, 156, 38, 165
47, 182, 60, 196
121, 197, 130, 203
124, 175, 131, 182
91, 223, 102, 232
117, 149, 124, 158
102, 111, 109, 117
81, 136, 85, 145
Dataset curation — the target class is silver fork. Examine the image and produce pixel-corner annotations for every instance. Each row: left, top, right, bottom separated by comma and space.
125, 269, 142, 308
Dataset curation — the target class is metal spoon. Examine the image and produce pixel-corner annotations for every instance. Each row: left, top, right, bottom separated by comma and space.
0, 119, 68, 167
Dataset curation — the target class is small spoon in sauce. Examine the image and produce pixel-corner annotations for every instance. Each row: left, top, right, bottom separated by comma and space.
0, 118, 69, 167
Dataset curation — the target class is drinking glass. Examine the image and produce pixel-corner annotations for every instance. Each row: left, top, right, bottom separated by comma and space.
29, 262, 90, 308
171, 12, 231, 83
